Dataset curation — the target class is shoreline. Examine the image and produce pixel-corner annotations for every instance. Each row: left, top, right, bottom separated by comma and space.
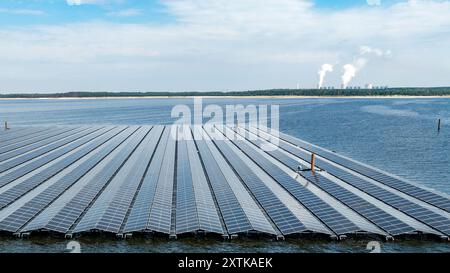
1, 95, 450, 100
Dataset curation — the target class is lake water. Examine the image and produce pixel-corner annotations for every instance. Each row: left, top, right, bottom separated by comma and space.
0, 97, 449, 253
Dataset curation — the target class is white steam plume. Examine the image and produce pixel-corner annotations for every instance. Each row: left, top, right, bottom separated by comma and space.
342, 64, 357, 88
341, 46, 391, 88
360, 45, 391, 57
318, 64, 333, 89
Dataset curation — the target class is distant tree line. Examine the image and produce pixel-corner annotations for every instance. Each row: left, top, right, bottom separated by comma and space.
1, 87, 450, 98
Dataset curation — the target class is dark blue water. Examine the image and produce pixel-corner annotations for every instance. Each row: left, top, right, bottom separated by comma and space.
0, 98, 449, 253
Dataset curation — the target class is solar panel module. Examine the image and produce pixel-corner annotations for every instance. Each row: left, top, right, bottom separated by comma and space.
0, 125, 448, 242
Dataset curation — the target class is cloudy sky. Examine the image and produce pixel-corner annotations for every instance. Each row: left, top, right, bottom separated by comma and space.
0, 0, 449, 93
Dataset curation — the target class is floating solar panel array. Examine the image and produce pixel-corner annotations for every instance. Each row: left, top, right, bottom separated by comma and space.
0, 125, 449, 241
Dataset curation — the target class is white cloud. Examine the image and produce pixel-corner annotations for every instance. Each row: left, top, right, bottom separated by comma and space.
66, 0, 123, 6
0, 8, 44, 15
367, 0, 382, 6
107, 9, 142, 17
1, 0, 450, 92
67, 0, 97, 5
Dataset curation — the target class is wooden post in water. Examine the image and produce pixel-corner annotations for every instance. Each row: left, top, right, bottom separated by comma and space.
311, 153, 316, 173
438, 119, 441, 132
4, 121, 9, 131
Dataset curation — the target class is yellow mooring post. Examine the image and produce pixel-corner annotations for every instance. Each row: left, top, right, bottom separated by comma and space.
311, 153, 316, 173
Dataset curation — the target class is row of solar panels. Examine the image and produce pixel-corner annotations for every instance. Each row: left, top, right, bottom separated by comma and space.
229, 126, 450, 238
0, 125, 449, 240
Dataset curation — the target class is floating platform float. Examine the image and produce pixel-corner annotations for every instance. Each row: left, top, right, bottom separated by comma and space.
0, 125, 449, 241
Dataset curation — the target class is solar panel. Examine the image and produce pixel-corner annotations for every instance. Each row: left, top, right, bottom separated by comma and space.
302, 172, 416, 236
317, 162, 450, 236
16, 127, 133, 233
123, 127, 170, 233
0, 127, 116, 189
0, 127, 132, 210
0, 127, 28, 137
0, 128, 54, 149
250, 128, 450, 236
264, 127, 450, 213
184, 128, 224, 235
0, 126, 100, 172
40, 127, 149, 234
209, 131, 309, 236
316, 160, 446, 234
147, 126, 177, 234
175, 137, 200, 235
0, 127, 92, 164
0, 127, 77, 154
222, 127, 362, 236
194, 139, 255, 235
1, 124, 447, 239
195, 127, 277, 236
0, 127, 50, 143
238, 132, 416, 236
72, 126, 162, 234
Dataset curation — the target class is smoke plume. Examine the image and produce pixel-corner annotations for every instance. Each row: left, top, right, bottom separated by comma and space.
341, 46, 391, 88
318, 64, 333, 89
341, 64, 357, 88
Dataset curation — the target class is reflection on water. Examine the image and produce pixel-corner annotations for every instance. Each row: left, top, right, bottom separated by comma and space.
361, 105, 420, 118
0, 97, 449, 253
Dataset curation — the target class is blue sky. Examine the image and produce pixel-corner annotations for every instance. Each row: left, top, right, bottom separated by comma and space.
0, 0, 390, 25
0, 0, 449, 92
0, 0, 171, 25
